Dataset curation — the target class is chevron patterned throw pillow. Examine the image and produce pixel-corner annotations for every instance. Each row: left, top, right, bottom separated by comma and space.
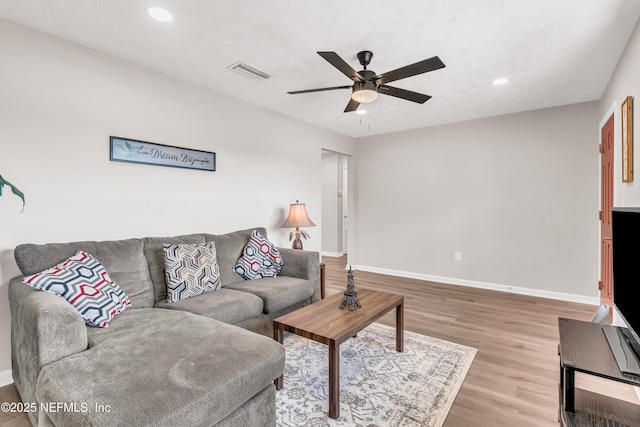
233, 230, 284, 280
22, 250, 132, 328
163, 242, 222, 303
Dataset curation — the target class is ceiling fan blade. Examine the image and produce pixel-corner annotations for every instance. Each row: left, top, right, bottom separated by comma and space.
344, 98, 360, 113
288, 85, 352, 95
375, 56, 445, 85
379, 85, 432, 103
318, 52, 365, 82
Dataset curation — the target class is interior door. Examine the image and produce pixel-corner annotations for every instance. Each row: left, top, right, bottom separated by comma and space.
600, 114, 614, 308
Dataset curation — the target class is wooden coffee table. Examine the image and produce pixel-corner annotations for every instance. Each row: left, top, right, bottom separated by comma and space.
273, 288, 404, 419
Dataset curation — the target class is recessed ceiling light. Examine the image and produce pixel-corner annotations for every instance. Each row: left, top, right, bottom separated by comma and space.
491, 78, 509, 86
356, 110, 367, 115
147, 6, 173, 22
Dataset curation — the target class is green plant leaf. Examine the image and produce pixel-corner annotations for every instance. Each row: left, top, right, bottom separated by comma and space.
0, 174, 26, 212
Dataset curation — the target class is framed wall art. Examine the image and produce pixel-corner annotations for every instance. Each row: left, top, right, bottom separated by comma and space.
110, 136, 216, 172
622, 96, 633, 183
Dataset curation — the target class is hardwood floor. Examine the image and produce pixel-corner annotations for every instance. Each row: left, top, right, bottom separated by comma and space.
1, 255, 637, 426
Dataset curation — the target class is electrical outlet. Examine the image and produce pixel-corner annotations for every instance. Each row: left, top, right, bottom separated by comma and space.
454, 251, 462, 262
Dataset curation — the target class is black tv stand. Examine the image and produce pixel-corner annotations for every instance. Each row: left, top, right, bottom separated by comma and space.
558, 317, 640, 426
603, 325, 640, 376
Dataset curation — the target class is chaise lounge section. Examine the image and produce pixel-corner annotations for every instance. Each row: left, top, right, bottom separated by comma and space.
9, 227, 320, 426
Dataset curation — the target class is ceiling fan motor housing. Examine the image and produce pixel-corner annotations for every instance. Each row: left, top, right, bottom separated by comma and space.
358, 69, 377, 81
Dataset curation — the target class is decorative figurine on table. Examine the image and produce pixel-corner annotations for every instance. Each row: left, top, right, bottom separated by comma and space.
339, 266, 361, 311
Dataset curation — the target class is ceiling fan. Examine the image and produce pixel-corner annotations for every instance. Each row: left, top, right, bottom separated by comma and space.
288, 51, 445, 113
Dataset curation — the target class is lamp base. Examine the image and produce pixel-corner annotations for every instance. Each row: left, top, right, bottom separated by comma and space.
292, 237, 303, 250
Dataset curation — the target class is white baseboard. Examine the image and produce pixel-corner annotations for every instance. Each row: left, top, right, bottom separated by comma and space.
0, 369, 13, 387
351, 264, 600, 305
321, 252, 344, 258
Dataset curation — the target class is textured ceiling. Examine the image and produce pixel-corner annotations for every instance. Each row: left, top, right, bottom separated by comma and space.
1, 1, 639, 138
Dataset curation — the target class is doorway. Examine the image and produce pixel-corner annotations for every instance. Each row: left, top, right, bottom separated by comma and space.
321, 150, 349, 256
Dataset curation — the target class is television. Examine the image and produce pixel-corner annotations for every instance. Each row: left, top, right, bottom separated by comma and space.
603, 207, 640, 375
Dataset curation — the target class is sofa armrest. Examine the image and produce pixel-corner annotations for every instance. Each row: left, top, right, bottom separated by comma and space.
9, 276, 88, 411
278, 249, 321, 302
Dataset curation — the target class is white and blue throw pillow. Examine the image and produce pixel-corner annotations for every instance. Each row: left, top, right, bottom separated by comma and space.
233, 230, 284, 280
163, 242, 222, 303
22, 250, 132, 328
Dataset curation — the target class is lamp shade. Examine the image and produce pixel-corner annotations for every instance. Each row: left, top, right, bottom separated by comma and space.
281, 201, 316, 228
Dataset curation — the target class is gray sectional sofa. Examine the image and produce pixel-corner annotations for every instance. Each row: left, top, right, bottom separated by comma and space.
8, 227, 320, 427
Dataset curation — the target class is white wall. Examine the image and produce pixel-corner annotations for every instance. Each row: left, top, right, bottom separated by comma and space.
0, 20, 355, 376
598, 18, 640, 207
353, 102, 600, 300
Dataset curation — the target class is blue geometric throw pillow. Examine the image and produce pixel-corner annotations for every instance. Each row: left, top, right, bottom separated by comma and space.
22, 250, 132, 328
163, 242, 222, 303
233, 230, 284, 280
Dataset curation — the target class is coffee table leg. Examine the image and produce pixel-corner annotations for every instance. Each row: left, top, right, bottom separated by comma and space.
274, 326, 284, 390
396, 301, 404, 352
329, 341, 340, 419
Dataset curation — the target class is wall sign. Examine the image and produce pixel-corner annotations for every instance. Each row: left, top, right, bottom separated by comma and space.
110, 136, 216, 172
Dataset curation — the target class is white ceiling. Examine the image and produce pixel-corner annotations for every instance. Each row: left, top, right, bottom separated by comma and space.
1, 1, 640, 138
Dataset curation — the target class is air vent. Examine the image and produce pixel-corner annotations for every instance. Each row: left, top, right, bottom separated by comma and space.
227, 61, 271, 81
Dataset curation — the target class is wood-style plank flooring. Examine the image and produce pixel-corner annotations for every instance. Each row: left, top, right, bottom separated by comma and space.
1, 254, 638, 426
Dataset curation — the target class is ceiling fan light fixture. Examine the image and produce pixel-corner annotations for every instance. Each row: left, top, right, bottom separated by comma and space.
351, 81, 379, 103
352, 89, 378, 103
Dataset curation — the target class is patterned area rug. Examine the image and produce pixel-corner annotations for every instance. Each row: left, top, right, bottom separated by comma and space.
276, 323, 476, 427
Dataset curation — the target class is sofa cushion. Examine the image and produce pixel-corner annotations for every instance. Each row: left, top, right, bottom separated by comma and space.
143, 234, 205, 303
225, 276, 314, 314
204, 227, 267, 287
163, 242, 221, 303
154, 288, 263, 324
15, 238, 154, 308
38, 308, 284, 427
233, 230, 284, 280
22, 250, 131, 327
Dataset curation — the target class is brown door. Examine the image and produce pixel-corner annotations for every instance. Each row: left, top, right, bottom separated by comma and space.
600, 114, 614, 307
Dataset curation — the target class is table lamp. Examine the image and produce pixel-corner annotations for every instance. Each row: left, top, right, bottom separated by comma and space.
281, 200, 316, 249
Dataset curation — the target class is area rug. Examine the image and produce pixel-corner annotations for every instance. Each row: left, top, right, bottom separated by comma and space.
276, 323, 477, 427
